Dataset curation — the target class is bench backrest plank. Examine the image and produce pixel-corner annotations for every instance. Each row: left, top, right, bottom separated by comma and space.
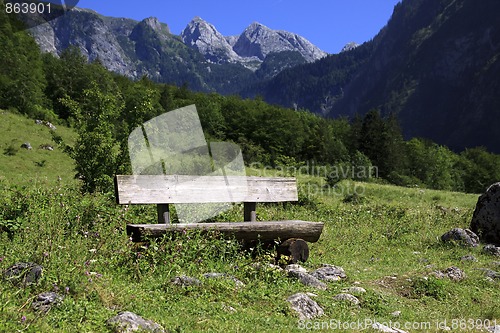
115, 175, 298, 205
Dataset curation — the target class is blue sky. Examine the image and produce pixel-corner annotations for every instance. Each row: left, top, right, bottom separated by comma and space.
76, 0, 401, 54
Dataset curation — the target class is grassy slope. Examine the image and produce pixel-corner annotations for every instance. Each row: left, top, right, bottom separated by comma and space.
0, 110, 77, 186
1, 113, 499, 333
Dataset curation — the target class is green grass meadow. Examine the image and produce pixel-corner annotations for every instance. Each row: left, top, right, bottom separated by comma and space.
1, 111, 499, 332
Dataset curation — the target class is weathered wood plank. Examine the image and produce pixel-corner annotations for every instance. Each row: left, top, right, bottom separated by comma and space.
115, 175, 298, 204
126, 220, 324, 243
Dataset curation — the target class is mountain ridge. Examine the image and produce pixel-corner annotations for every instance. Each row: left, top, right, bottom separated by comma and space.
29, 9, 328, 91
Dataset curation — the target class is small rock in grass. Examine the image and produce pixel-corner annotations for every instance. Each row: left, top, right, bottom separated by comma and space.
341, 286, 366, 295
372, 322, 408, 333
287, 293, 324, 320
285, 264, 307, 273
333, 293, 359, 305
39, 144, 54, 151
445, 266, 466, 281
287, 270, 327, 290
32, 292, 64, 312
21, 142, 32, 150
3, 262, 43, 286
171, 275, 201, 287
310, 264, 346, 282
460, 255, 477, 262
250, 262, 283, 271
391, 311, 401, 317
202, 273, 245, 287
483, 244, 500, 256
440, 228, 479, 247
221, 303, 237, 313
107, 311, 165, 333
268, 263, 284, 271
45, 121, 57, 131
433, 266, 466, 281
479, 268, 500, 280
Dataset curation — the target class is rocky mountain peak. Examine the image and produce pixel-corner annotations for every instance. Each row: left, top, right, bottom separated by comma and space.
247, 22, 272, 35
340, 42, 360, 53
181, 16, 240, 64
233, 22, 326, 62
142, 16, 169, 34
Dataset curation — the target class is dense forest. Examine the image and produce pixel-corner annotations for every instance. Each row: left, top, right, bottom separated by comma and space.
251, 0, 500, 154
1, 5, 500, 195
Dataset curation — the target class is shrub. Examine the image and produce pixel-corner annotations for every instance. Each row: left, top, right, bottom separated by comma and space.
410, 277, 448, 300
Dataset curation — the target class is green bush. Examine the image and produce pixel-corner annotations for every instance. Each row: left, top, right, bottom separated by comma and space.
410, 277, 448, 300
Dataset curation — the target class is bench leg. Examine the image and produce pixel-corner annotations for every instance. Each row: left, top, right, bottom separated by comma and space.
276, 238, 309, 264
244, 202, 256, 222
157, 204, 170, 224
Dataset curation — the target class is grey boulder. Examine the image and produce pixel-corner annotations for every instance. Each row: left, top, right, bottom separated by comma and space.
106, 311, 165, 333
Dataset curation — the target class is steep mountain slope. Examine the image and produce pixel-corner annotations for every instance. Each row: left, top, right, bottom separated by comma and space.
257, 0, 500, 152
245, 43, 373, 114
31, 8, 134, 77
339, 0, 500, 152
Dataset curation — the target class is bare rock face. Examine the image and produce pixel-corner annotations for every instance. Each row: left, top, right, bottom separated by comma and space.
470, 183, 500, 245
30, 8, 133, 77
142, 17, 169, 34
340, 42, 360, 53
233, 22, 327, 62
181, 17, 241, 64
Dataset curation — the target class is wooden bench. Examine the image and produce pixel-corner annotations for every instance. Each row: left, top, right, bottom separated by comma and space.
114, 175, 324, 262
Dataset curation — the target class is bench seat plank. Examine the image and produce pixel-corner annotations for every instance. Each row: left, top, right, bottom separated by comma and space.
126, 220, 324, 243
115, 175, 298, 204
